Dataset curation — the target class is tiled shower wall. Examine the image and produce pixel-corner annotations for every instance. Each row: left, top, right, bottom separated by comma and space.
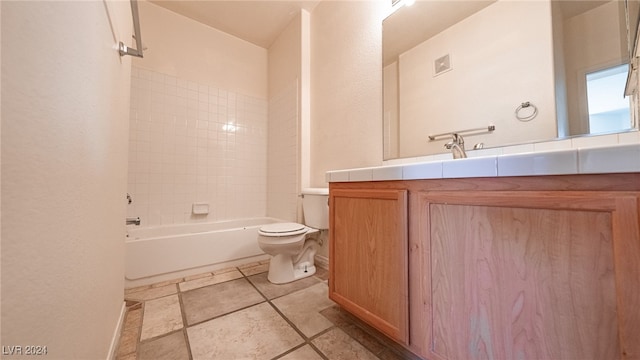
127, 67, 268, 226
267, 82, 299, 222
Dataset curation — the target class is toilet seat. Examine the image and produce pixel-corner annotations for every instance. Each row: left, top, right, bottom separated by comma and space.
258, 222, 307, 237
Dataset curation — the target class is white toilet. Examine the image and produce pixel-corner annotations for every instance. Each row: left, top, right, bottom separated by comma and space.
257, 188, 329, 284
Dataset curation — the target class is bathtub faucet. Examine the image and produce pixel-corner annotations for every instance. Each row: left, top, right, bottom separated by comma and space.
126, 217, 141, 226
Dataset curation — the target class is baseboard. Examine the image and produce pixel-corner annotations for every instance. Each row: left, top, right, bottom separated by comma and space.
315, 254, 329, 270
107, 301, 127, 360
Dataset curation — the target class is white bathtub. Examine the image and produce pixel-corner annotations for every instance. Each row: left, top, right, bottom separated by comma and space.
125, 217, 279, 285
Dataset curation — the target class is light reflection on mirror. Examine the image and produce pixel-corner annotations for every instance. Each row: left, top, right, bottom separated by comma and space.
383, 0, 638, 160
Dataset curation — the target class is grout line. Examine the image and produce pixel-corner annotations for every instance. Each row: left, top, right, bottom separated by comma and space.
243, 267, 330, 360
181, 276, 267, 328
184, 299, 269, 329
125, 263, 403, 360
176, 291, 194, 360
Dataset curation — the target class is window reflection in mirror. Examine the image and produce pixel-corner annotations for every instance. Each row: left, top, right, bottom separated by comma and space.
586, 64, 631, 134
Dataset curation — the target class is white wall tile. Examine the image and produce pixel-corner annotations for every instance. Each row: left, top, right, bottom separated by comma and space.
534, 139, 572, 152
571, 133, 619, 148
349, 168, 373, 182
618, 130, 640, 144
498, 150, 578, 177
579, 144, 640, 173
501, 143, 535, 155
372, 166, 403, 181
128, 67, 268, 226
442, 156, 497, 178
402, 162, 442, 180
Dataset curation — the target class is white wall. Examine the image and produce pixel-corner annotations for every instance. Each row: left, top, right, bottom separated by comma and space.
384, 61, 399, 159
310, 1, 385, 185
398, 0, 557, 157
267, 14, 302, 222
1, 1, 132, 358
134, 0, 268, 99
128, 2, 269, 227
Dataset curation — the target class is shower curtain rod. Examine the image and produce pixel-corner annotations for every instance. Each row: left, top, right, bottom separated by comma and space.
119, 0, 144, 58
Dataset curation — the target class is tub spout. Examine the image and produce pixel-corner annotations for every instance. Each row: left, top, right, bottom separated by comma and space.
126, 217, 141, 226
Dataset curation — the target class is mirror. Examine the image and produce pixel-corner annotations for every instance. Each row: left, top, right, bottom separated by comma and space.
383, 0, 638, 160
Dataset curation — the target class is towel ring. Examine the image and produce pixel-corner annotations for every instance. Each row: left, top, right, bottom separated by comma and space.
515, 101, 538, 122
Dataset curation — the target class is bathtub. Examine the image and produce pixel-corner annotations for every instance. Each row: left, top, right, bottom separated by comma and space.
125, 217, 279, 285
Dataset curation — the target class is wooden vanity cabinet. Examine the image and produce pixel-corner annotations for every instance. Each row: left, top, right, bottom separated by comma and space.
329, 174, 640, 360
328, 188, 409, 344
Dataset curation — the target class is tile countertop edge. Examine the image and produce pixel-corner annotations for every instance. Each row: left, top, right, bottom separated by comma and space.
326, 144, 640, 182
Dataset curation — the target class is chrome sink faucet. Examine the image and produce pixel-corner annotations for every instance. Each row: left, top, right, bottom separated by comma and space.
444, 133, 467, 159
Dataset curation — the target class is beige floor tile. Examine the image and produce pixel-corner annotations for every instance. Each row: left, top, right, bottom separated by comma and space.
151, 278, 183, 288
117, 305, 143, 357
138, 331, 189, 360
124, 284, 152, 296
178, 269, 244, 292
125, 284, 178, 302
183, 272, 212, 282
279, 345, 324, 360
181, 278, 265, 325
272, 282, 335, 337
117, 327, 140, 357
377, 349, 409, 360
319, 305, 387, 355
123, 307, 143, 331
238, 261, 261, 269
314, 267, 329, 281
187, 302, 303, 359
213, 266, 239, 275
312, 328, 379, 360
238, 262, 269, 276
116, 353, 137, 360
247, 272, 322, 299
140, 295, 183, 341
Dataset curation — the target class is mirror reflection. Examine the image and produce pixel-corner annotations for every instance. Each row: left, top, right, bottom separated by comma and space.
383, 0, 636, 159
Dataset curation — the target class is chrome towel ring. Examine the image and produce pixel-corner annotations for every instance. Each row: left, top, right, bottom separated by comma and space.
515, 101, 538, 122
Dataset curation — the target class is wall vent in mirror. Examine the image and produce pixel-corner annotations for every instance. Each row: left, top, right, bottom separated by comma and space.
434, 54, 451, 76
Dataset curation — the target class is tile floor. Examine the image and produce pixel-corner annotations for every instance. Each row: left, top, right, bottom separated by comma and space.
116, 260, 419, 360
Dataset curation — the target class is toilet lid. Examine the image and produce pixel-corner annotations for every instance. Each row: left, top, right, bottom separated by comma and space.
258, 222, 307, 236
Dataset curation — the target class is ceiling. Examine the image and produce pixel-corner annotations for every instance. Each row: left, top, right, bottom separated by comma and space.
150, 0, 321, 49
151, 0, 614, 52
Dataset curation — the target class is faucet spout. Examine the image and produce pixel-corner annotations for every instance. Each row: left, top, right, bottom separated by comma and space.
126, 217, 141, 226
444, 133, 467, 159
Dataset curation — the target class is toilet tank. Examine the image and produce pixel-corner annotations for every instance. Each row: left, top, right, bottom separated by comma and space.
301, 188, 329, 230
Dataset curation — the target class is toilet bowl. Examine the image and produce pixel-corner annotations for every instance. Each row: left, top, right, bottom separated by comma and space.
257, 188, 328, 284
257, 222, 319, 284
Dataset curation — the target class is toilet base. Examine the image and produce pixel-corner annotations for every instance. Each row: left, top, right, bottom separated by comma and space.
266, 242, 318, 284
267, 260, 316, 284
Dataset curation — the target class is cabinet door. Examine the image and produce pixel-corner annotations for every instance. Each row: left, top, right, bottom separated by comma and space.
412, 191, 640, 360
329, 189, 408, 343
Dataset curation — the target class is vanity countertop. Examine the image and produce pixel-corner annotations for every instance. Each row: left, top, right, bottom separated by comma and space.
326, 143, 640, 182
